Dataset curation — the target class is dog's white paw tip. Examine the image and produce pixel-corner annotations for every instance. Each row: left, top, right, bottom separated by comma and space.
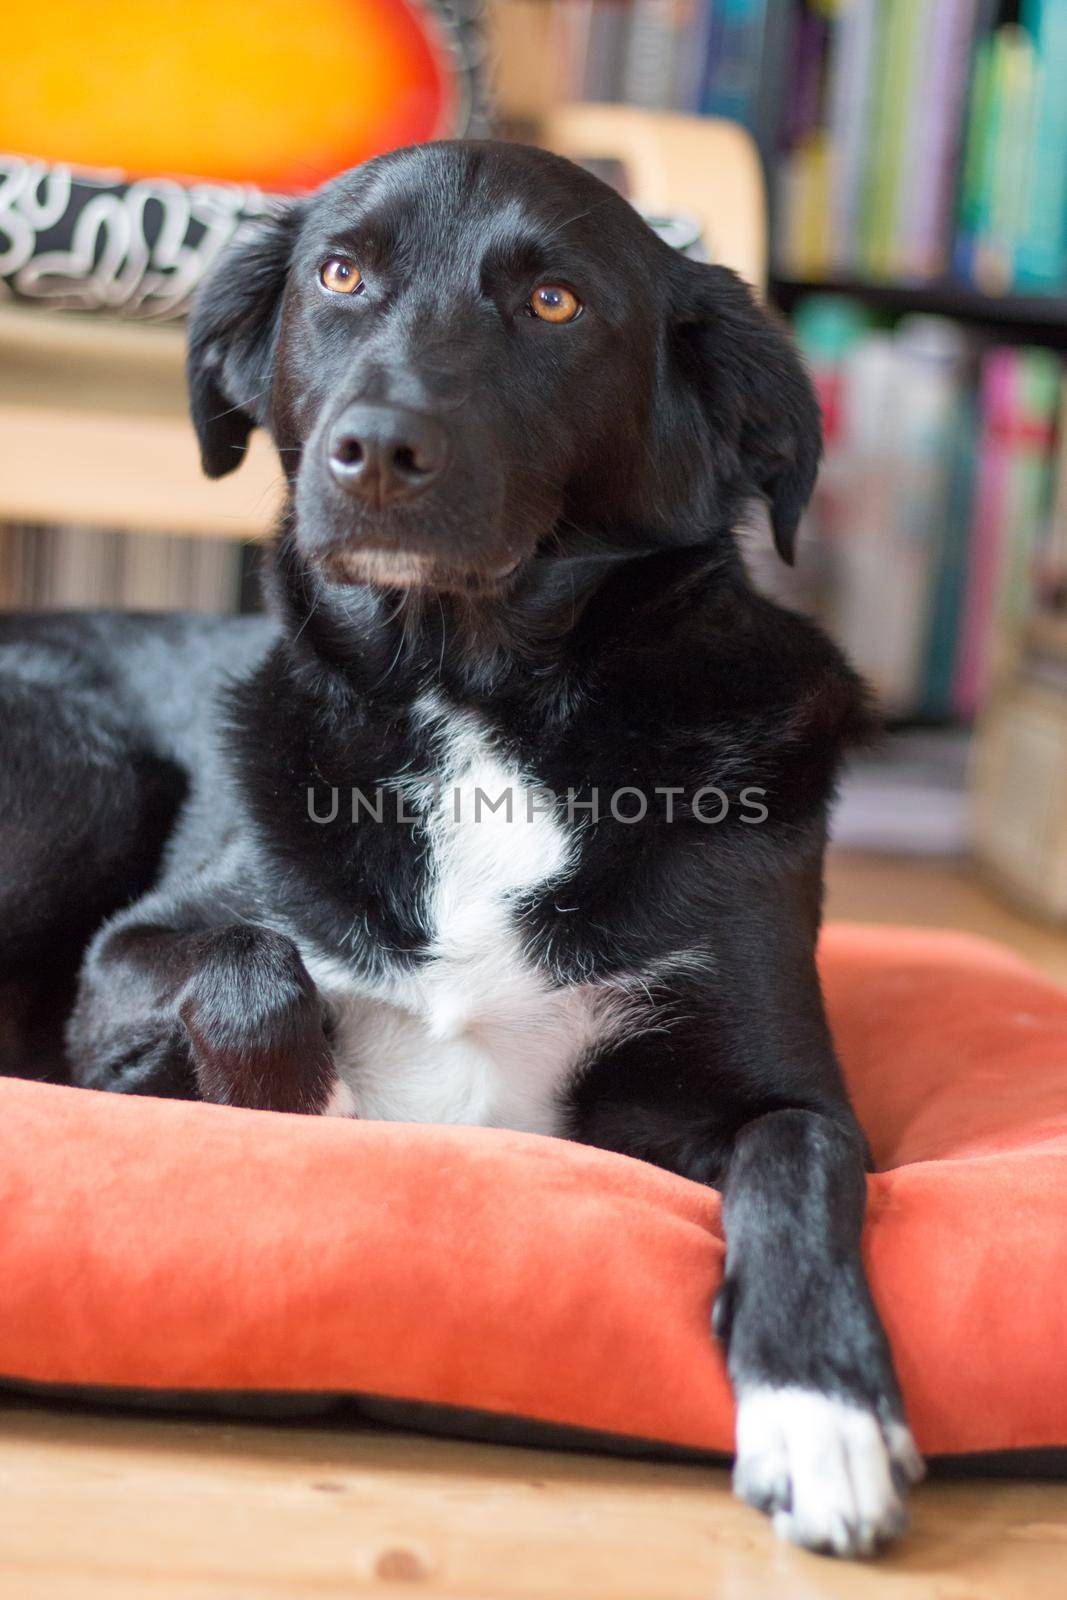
885, 1418, 926, 1487
734, 1386, 920, 1558
772, 1507, 878, 1559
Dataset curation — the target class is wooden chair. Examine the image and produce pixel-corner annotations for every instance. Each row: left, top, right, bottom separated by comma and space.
0, 109, 765, 543
542, 104, 765, 292
0, 306, 282, 543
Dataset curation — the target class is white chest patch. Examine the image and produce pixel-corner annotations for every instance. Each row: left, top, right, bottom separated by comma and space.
303, 695, 633, 1135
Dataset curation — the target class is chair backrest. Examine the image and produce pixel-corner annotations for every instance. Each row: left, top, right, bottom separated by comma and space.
541, 103, 767, 293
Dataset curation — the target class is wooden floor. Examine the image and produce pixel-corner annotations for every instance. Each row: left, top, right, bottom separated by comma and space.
825, 850, 1067, 988
3, 853, 1066, 1598
3, 1402, 1066, 1600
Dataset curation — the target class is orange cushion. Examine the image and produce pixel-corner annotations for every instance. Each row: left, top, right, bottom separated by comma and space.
2, 925, 1066, 1456
6, 0, 463, 188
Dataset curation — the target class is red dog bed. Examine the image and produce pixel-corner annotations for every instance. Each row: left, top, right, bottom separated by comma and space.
2, 924, 1065, 1456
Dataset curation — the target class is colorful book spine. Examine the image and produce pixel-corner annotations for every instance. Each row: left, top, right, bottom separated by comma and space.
888, 317, 974, 712
896, 0, 979, 280
670, 0, 718, 114
826, 0, 878, 275
829, 332, 902, 707
777, 4, 829, 152
777, 131, 833, 280
953, 28, 996, 281
549, 0, 596, 104
954, 348, 1061, 715
955, 353, 1018, 715
975, 25, 1039, 294
581, 0, 633, 102
868, 0, 926, 279
773, 5, 833, 278
921, 387, 979, 717
995, 350, 1062, 642
622, 0, 685, 110
791, 293, 875, 448
699, 0, 768, 130
1014, 0, 1067, 289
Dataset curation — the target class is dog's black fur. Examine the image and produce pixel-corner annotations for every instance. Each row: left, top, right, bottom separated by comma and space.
0, 142, 921, 1554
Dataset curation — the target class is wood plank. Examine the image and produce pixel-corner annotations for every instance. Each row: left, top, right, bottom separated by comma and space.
0, 403, 281, 538
0, 305, 280, 537
1, 1402, 1065, 1599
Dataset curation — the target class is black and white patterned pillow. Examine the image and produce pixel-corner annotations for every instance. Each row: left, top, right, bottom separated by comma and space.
0, 158, 705, 324
0, 157, 280, 320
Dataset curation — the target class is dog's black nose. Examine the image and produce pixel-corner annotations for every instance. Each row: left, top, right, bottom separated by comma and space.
327, 404, 447, 505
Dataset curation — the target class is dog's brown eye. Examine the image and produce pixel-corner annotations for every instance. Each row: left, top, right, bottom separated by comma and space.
529, 284, 581, 324
319, 257, 362, 295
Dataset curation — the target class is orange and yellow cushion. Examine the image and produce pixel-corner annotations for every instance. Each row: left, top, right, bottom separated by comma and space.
4, 0, 478, 189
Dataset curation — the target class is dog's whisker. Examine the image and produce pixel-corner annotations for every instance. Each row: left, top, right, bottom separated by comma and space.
210, 389, 267, 424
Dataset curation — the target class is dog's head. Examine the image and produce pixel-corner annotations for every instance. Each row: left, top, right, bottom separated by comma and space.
189, 140, 819, 596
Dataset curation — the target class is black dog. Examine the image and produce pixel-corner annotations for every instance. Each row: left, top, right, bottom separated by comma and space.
0, 141, 922, 1554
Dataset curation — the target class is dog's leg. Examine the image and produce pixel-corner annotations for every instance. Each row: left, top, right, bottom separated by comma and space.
69, 917, 349, 1115
569, 860, 923, 1556
714, 1108, 923, 1556
577, 1061, 921, 1555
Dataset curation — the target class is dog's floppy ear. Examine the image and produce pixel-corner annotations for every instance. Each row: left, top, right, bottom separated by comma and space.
672, 262, 821, 563
187, 203, 303, 478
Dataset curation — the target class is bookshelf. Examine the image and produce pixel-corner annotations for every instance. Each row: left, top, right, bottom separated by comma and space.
772, 277, 1067, 348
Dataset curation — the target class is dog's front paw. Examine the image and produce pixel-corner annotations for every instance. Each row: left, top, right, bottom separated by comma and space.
733, 1386, 924, 1558
178, 927, 339, 1114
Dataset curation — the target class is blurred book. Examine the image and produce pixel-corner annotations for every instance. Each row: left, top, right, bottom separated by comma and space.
580, 0, 634, 102
543, 1, 1067, 296
825, 0, 877, 276
0, 525, 244, 613
559, 0, 784, 149
621, 0, 686, 109
792, 296, 1065, 721
859, 0, 923, 280
873, 317, 973, 711
1013, 0, 1067, 290
695, 0, 769, 124
793, 303, 971, 715
969, 24, 1038, 295
832, 728, 971, 856
1041, 371, 1067, 608
953, 346, 1061, 715
895, 0, 980, 279
920, 385, 979, 719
